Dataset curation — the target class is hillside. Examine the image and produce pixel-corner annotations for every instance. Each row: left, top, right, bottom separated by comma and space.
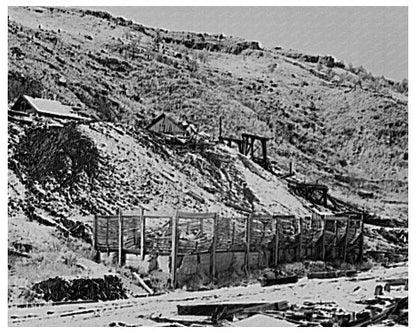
7, 6, 408, 305
8, 6, 407, 222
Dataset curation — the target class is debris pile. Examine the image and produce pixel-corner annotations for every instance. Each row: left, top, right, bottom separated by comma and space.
32, 275, 127, 302
164, 295, 408, 327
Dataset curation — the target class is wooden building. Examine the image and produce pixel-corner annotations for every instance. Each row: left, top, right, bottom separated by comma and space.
146, 113, 186, 135
11, 95, 90, 121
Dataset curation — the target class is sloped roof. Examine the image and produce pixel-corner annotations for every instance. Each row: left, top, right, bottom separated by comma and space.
146, 113, 185, 131
19, 95, 89, 120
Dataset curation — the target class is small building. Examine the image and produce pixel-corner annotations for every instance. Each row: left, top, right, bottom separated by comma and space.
146, 113, 186, 135
10, 95, 90, 121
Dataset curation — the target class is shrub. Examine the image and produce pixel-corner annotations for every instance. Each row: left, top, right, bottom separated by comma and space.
15, 124, 100, 189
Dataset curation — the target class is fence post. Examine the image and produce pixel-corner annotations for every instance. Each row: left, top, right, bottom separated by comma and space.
118, 208, 124, 266
321, 217, 326, 261
171, 210, 179, 289
343, 217, 350, 262
93, 215, 101, 263
298, 218, 303, 261
245, 214, 252, 275
358, 215, 364, 262
211, 213, 218, 280
274, 218, 280, 266
140, 207, 145, 260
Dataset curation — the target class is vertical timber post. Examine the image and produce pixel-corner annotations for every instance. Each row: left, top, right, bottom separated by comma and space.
140, 207, 145, 260
298, 217, 303, 261
211, 213, 218, 280
343, 217, 350, 262
358, 215, 364, 262
245, 213, 252, 275
335, 220, 339, 258
118, 208, 123, 267
219, 116, 222, 140
321, 217, 326, 261
93, 215, 100, 263
171, 210, 179, 289
274, 218, 280, 266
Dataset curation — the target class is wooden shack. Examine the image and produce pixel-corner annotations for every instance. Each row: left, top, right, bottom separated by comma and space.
146, 113, 186, 135
11, 95, 90, 121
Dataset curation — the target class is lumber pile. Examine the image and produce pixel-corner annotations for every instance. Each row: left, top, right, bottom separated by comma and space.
32, 275, 127, 302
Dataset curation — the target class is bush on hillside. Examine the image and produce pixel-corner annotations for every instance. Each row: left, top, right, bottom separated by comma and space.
15, 124, 100, 189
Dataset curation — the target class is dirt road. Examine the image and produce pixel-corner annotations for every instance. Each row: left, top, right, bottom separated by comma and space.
8, 263, 407, 327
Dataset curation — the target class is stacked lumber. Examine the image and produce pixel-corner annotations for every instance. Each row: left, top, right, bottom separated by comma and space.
32, 275, 127, 302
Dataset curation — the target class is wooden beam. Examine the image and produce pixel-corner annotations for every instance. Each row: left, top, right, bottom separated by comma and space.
211, 213, 218, 279
118, 208, 123, 266
245, 214, 252, 274
171, 212, 179, 288
261, 137, 267, 165
358, 215, 364, 262
343, 218, 350, 262
140, 207, 145, 260
219, 116, 222, 140
298, 218, 303, 261
321, 217, 326, 261
274, 218, 280, 266
177, 212, 216, 219
93, 215, 97, 250
177, 301, 283, 316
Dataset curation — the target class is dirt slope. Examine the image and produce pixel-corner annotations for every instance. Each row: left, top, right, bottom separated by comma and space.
8, 6, 408, 224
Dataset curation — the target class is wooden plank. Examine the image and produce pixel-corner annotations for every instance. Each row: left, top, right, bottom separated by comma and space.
177, 301, 286, 316
322, 218, 326, 261
93, 215, 97, 250
245, 214, 252, 274
298, 218, 303, 260
171, 213, 178, 288
118, 209, 123, 266
359, 215, 364, 262
274, 218, 279, 266
140, 207, 145, 260
178, 211, 216, 219
133, 272, 154, 295
343, 218, 350, 262
144, 215, 173, 220
211, 213, 218, 279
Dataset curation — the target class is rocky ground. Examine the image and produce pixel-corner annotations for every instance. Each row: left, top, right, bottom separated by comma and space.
8, 263, 408, 327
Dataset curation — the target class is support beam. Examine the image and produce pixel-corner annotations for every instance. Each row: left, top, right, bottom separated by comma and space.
343, 218, 350, 262
219, 116, 222, 140
298, 218, 303, 261
118, 208, 123, 266
171, 212, 179, 288
274, 219, 280, 266
245, 214, 252, 274
211, 213, 218, 279
261, 138, 267, 166
321, 218, 326, 261
358, 215, 365, 262
140, 207, 145, 260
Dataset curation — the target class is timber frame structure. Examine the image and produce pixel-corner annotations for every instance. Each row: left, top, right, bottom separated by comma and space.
94, 209, 364, 289
218, 117, 271, 170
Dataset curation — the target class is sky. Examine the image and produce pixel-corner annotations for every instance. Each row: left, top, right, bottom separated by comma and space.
92, 6, 408, 81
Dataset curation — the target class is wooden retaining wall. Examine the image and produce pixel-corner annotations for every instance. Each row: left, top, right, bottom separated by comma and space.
94, 210, 364, 288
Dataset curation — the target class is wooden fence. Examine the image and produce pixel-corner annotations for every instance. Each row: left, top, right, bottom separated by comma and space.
94, 210, 364, 287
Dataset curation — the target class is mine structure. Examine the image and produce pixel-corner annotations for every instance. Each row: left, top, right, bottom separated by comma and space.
218, 117, 271, 170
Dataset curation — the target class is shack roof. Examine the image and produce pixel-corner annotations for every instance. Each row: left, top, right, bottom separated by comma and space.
146, 113, 185, 131
13, 95, 90, 121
